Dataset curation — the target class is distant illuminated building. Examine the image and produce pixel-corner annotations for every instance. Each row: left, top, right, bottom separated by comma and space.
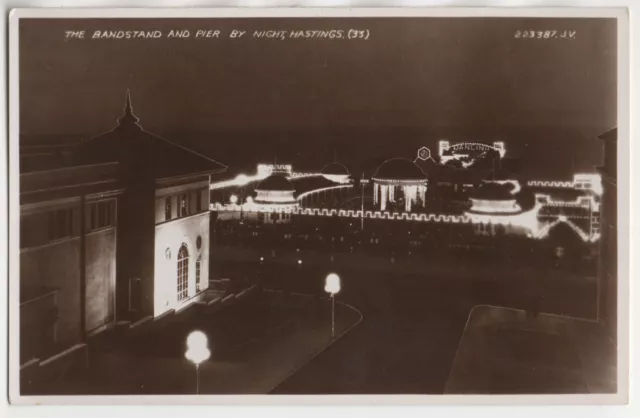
257, 163, 293, 177
372, 158, 427, 212
465, 182, 537, 236
209, 145, 602, 244
438, 140, 506, 166
217, 174, 299, 224
253, 174, 298, 208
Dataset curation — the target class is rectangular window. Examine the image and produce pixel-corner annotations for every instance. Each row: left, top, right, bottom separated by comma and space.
19, 214, 48, 249
195, 258, 201, 293
177, 251, 189, 301
90, 203, 97, 230
189, 191, 197, 215
87, 200, 115, 232
97, 202, 106, 228
48, 208, 74, 241
196, 191, 202, 214
179, 194, 188, 218
165, 197, 172, 221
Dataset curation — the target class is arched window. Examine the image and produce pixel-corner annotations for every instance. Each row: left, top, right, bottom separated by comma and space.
177, 244, 189, 301
195, 256, 202, 293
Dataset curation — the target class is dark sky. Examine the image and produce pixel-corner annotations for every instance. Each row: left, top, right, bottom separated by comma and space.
19, 17, 616, 137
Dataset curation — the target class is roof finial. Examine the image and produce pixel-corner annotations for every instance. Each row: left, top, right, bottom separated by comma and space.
118, 89, 140, 126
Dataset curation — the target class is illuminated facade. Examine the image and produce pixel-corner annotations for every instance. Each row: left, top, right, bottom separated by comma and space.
372, 158, 428, 212
19, 161, 121, 365
78, 92, 226, 319
209, 145, 602, 244
254, 174, 298, 206
438, 140, 506, 166
19, 90, 227, 370
527, 173, 603, 197
465, 182, 534, 236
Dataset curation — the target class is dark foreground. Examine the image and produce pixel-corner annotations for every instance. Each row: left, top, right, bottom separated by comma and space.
217, 248, 599, 394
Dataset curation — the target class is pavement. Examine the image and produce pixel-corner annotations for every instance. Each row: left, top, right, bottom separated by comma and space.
209, 246, 601, 394
444, 305, 616, 394
35, 290, 362, 395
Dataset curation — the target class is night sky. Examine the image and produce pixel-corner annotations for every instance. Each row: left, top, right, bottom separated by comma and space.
19, 18, 616, 137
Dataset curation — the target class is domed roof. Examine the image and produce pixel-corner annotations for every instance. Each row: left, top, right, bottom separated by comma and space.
322, 162, 350, 176
373, 158, 426, 181
470, 182, 514, 200
256, 174, 295, 192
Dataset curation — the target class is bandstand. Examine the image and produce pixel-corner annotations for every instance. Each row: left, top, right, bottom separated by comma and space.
372, 158, 428, 212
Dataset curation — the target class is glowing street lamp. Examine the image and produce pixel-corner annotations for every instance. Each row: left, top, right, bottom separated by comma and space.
185, 330, 211, 395
236, 174, 249, 186
324, 273, 341, 339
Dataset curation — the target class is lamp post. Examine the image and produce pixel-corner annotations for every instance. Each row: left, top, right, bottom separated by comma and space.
360, 173, 365, 231
229, 194, 239, 221
324, 273, 341, 339
185, 330, 211, 395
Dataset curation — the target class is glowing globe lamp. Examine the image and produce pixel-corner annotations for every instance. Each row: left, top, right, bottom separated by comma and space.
324, 273, 341, 295
324, 273, 341, 339
185, 330, 211, 395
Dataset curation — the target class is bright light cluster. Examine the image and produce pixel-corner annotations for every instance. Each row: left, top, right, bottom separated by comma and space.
536, 194, 600, 212
438, 141, 507, 162
527, 173, 602, 196
185, 330, 211, 366
297, 184, 354, 202
255, 190, 297, 204
483, 179, 521, 195
536, 217, 598, 243
211, 191, 599, 243
210, 168, 331, 191
468, 198, 521, 214
208, 161, 601, 244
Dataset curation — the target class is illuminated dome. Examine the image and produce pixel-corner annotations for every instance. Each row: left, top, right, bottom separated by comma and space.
372, 158, 427, 212
322, 162, 351, 184
468, 183, 521, 214
373, 158, 427, 183
256, 174, 295, 192
254, 174, 297, 205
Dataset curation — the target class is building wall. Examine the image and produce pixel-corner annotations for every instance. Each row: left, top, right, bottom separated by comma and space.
599, 177, 617, 341
153, 211, 210, 317
84, 228, 116, 334
116, 186, 156, 319
20, 238, 82, 353
597, 130, 617, 343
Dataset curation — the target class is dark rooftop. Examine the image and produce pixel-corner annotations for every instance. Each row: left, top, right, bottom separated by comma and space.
76, 91, 227, 180
321, 162, 350, 176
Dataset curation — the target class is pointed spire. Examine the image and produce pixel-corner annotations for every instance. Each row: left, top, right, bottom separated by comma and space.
118, 89, 140, 127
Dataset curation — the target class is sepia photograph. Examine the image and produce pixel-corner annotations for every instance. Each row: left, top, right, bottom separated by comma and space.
7, 8, 629, 404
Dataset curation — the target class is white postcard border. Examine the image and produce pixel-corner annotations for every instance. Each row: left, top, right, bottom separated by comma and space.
6, 6, 631, 406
